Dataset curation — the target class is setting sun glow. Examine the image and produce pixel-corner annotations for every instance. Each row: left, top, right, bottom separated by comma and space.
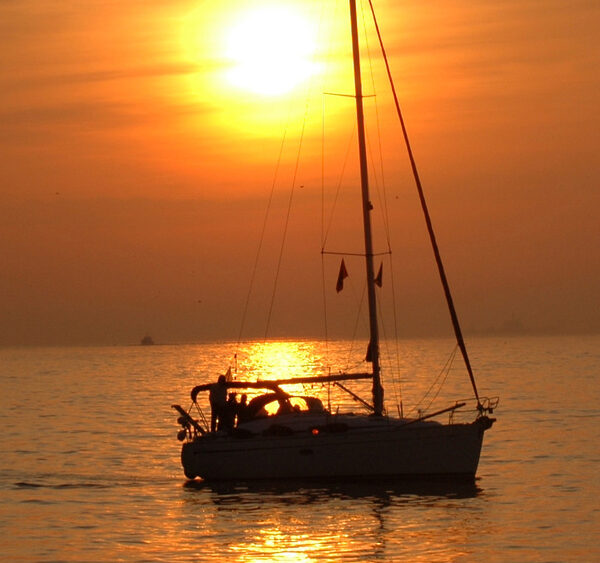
224, 5, 320, 96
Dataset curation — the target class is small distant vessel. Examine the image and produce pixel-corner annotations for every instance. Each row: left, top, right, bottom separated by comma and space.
173, 0, 497, 481
140, 335, 155, 346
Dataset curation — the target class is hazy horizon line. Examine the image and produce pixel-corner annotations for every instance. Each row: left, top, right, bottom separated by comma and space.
2, 328, 598, 349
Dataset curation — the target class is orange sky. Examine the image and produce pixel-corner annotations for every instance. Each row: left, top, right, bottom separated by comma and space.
1, 0, 599, 345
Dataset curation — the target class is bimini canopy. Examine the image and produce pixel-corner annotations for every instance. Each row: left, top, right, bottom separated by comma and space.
190, 372, 373, 403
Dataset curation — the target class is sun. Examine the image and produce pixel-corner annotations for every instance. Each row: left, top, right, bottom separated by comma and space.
224, 5, 320, 96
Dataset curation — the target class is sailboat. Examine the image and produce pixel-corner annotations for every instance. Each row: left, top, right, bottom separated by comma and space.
172, 0, 497, 481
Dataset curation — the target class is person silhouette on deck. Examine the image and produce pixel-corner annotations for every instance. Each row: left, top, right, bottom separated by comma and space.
209, 375, 228, 432
222, 393, 238, 431
236, 394, 249, 425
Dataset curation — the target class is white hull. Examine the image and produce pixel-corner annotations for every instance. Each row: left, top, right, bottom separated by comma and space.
181, 415, 493, 481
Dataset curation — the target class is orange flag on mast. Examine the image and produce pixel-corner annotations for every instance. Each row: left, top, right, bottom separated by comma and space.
374, 263, 383, 287
336, 259, 348, 293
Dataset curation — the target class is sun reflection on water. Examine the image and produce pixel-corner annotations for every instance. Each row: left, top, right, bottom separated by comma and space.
177, 480, 482, 562
230, 528, 319, 562
237, 340, 327, 382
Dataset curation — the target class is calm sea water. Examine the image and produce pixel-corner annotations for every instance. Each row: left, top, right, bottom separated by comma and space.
1, 335, 598, 562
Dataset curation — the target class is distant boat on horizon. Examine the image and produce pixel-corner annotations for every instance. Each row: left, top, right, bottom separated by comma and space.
140, 335, 155, 346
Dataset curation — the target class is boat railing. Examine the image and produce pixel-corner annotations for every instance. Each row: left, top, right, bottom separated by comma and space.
445, 396, 499, 423
399, 395, 499, 426
481, 396, 499, 412
399, 402, 467, 427
172, 404, 207, 441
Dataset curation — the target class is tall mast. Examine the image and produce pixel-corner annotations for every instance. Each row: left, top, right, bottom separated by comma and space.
349, 0, 384, 415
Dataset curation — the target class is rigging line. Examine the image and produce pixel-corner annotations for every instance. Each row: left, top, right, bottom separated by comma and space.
365, 0, 394, 252
409, 345, 458, 416
335, 269, 368, 374
264, 1, 326, 343
318, 6, 331, 370
359, 0, 403, 412
374, 263, 403, 413
322, 250, 390, 257
359, 0, 393, 251
323, 92, 375, 98
262, 175, 296, 342
375, 294, 397, 414
319, 1, 355, 252
351, 0, 402, 413
263, 86, 312, 341
348, 276, 370, 371
367, 0, 481, 406
321, 121, 356, 251
236, 116, 291, 350
320, 251, 330, 360
423, 349, 456, 412
319, 110, 324, 245
314, 0, 337, 370
321, 81, 331, 366
384, 250, 404, 410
